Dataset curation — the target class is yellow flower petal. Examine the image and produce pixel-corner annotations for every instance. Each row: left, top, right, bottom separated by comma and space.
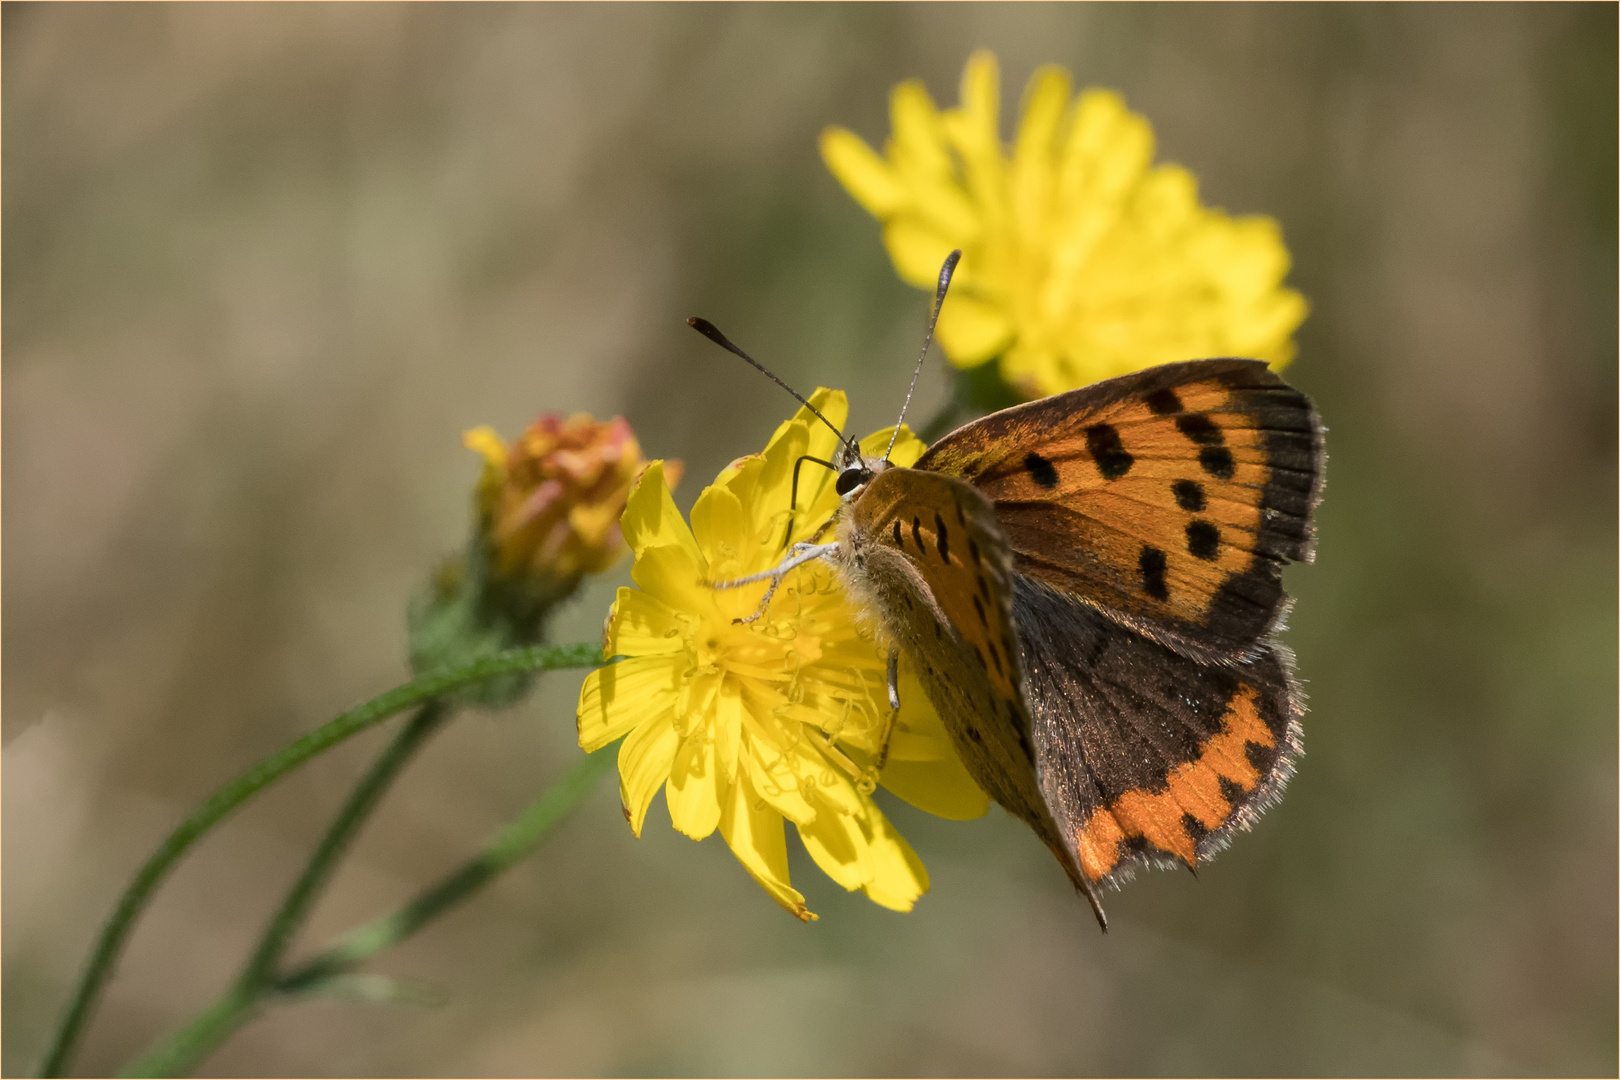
797, 796, 869, 892
1013, 66, 1072, 172
857, 809, 929, 912
666, 725, 723, 840
935, 292, 1017, 366
720, 770, 816, 922
888, 80, 951, 180
620, 461, 701, 563
820, 127, 907, 217
690, 483, 751, 579
958, 51, 1000, 146
619, 711, 679, 837
854, 425, 927, 469
712, 676, 744, 788
882, 217, 959, 289
577, 656, 681, 752
743, 730, 819, 826
604, 587, 686, 659
461, 425, 508, 470
629, 543, 711, 615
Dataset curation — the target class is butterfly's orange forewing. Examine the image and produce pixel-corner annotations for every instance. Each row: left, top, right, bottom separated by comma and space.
916, 360, 1321, 663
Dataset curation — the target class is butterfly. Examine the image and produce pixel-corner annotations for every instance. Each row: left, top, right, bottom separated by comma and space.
689, 251, 1323, 929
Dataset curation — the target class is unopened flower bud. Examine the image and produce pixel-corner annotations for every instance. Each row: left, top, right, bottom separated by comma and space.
410, 411, 676, 705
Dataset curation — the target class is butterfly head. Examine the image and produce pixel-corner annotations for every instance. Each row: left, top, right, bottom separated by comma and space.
832, 443, 890, 500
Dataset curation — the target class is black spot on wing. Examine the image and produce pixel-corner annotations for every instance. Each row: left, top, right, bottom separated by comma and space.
1145, 388, 1183, 415
1245, 740, 1274, 772
912, 516, 923, 551
892, 519, 903, 547
1186, 520, 1220, 560
1024, 452, 1060, 489
1173, 479, 1205, 512
1176, 414, 1224, 445
972, 594, 988, 628
1218, 776, 1247, 805
1122, 835, 1155, 859
934, 513, 949, 562
1086, 424, 1134, 480
968, 537, 982, 566
1139, 546, 1169, 600
1200, 446, 1235, 479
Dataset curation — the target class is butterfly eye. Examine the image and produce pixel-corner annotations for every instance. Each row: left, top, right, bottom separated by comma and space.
835, 467, 868, 496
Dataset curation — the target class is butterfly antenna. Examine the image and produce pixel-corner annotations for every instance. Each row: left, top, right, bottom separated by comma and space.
884, 249, 961, 461
687, 317, 858, 457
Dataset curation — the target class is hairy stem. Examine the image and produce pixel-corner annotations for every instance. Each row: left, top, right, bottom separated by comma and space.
39, 642, 600, 1079
121, 744, 616, 1078
121, 700, 452, 1078
277, 747, 616, 993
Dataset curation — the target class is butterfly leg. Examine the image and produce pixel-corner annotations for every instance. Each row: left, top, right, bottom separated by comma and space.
875, 646, 901, 772
710, 542, 839, 624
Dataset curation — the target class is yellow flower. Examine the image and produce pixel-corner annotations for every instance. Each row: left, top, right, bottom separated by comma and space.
576, 391, 988, 920
463, 413, 680, 602
821, 50, 1307, 398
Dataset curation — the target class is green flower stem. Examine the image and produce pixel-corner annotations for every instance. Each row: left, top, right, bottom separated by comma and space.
241, 700, 453, 990
122, 742, 617, 1078
38, 642, 600, 1079
276, 746, 616, 993
122, 700, 454, 1079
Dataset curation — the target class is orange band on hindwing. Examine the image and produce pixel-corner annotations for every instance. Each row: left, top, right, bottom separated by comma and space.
1075, 686, 1276, 881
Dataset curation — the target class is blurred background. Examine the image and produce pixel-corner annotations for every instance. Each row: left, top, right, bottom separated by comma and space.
5, 4, 1615, 1076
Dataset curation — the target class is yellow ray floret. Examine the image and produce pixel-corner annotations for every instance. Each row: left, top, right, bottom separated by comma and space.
822, 50, 1308, 398
577, 391, 988, 920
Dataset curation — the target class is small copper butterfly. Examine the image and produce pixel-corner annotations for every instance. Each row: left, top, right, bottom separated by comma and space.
689, 252, 1323, 929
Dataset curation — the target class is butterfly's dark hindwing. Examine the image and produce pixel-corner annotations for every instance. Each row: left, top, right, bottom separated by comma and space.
1013, 576, 1302, 888
917, 359, 1324, 665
